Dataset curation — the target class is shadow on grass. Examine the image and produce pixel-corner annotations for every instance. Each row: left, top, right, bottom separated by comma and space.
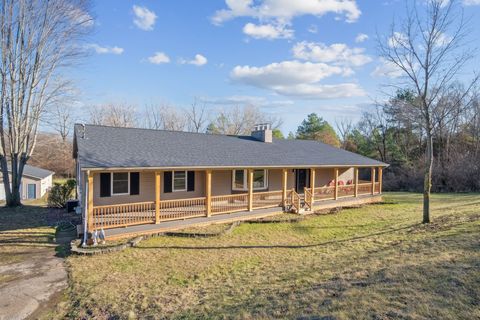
0, 205, 51, 232
135, 224, 418, 251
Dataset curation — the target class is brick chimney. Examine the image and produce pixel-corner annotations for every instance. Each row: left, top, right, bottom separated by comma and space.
251, 123, 273, 143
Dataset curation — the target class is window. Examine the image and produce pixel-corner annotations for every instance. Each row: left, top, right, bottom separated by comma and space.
253, 170, 266, 189
173, 171, 187, 192
234, 170, 244, 189
111, 172, 129, 195
232, 169, 268, 191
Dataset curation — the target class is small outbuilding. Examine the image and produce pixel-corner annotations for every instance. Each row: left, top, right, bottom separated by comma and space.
0, 165, 54, 200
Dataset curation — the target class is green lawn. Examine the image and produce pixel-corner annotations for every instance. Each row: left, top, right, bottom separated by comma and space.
48, 193, 480, 318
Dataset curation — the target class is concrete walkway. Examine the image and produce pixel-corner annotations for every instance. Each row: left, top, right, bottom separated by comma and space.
0, 246, 67, 320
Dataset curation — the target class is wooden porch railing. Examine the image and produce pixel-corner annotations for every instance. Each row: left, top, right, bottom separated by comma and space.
92, 201, 155, 230
89, 172, 382, 230
357, 183, 373, 195
252, 190, 283, 209
337, 185, 355, 198
159, 197, 206, 221
211, 193, 249, 215
313, 186, 336, 200
290, 189, 301, 213
304, 187, 312, 211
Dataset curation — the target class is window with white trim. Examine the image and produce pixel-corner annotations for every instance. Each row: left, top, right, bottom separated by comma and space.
173, 171, 187, 192
232, 169, 268, 191
111, 172, 129, 195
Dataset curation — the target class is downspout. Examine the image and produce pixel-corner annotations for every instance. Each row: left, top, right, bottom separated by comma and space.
82, 172, 88, 247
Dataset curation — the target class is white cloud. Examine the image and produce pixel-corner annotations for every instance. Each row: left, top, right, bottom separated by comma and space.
200, 95, 294, 108
212, 0, 361, 24
180, 54, 208, 66
355, 33, 369, 43
230, 60, 365, 99
292, 41, 372, 67
243, 22, 293, 39
464, 0, 480, 5
148, 52, 170, 64
371, 58, 403, 78
87, 44, 124, 55
133, 5, 157, 31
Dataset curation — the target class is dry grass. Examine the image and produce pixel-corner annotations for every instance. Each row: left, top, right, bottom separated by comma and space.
54, 193, 479, 319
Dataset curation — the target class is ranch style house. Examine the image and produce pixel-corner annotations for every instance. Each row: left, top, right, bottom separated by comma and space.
73, 123, 388, 240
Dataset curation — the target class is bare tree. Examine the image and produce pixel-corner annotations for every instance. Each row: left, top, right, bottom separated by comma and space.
144, 104, 187, 131
89, 103, 137, 128
335, 118, 354, 149
185, 98, 208, 133
378, 0, 478, 223
207, 105, 283, 135
46, 103, 76, 141
0, 0, 92, 206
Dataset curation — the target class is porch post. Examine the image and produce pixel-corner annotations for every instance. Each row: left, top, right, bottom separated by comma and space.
248, 169, 253, 211
371, 167, 376, 195
87, 171, 93, 233
155, 171, 161, 224
282, 169, 288, 208
334, 168, 339, 200
354, 167, 359, 197
310, 168, 315, 206
206, 170, 212, 217
378, 167, 383, 194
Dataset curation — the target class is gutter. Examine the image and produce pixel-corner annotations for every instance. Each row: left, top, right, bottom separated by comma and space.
80, 164, 390, 172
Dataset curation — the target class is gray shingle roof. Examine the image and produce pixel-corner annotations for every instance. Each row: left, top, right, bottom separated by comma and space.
74, 124, 387, 169
7, 164, 54, 179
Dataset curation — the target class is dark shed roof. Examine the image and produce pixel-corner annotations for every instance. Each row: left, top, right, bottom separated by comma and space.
7, 164, 54, 179
74, 124, 387, 170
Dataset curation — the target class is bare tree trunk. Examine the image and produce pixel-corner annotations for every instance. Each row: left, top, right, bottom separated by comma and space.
423, 132, 433, 223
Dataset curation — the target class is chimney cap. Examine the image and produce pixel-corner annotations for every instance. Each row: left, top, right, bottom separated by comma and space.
253, 123, 271, 131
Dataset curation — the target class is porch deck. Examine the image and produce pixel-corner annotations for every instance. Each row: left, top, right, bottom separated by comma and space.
104, 194, 382, 240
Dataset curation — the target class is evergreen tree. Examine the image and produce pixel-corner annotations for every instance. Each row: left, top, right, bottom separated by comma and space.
296, 113, 341, 147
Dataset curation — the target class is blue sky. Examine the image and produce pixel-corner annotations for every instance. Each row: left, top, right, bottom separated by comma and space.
73, 0, 480, 134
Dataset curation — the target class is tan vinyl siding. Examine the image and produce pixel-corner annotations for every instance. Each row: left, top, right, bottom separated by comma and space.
211, 170, 231, 196
314, 168, 354, 187
268, 169, 295, 191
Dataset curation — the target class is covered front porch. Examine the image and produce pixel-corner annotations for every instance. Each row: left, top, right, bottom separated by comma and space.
85, 166, 384, 235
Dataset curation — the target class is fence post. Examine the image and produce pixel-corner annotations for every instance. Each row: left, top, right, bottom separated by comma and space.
378, 167, 383, 194
310, 168, 315, 208
334, 168, 339, 200
248, 169, 253, 211
206, 170, 212, 216
354, 167, 359, 197
371, 167, 376, 195
87, 171, 93, 233
282, 169, 288, 209
155, 171, 161, 223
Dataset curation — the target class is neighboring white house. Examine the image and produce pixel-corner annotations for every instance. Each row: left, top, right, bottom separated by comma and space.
0, 165, 54, 200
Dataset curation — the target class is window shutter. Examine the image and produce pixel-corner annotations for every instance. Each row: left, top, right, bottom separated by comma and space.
100, 173, 111, 197
130, 172, 140, 195
187, 171, 195, 192
164, 171, 172, 193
